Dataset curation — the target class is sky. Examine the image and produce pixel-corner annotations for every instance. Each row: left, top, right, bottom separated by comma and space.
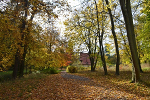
67, 0, 80, 7
57, 0, 81, 37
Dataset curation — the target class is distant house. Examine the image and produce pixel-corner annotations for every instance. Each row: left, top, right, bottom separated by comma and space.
80, 52, 91, 67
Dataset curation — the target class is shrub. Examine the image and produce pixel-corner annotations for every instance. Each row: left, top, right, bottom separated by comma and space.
42, 68, 58, 74
78, 66, 85, 71
67, 66, 78, 73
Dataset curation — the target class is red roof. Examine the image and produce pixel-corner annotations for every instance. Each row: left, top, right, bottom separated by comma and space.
80, 53, 91, 65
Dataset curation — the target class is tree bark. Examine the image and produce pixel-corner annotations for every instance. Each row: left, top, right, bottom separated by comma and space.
131, 65, 136, 83
135, 32, 143, 73
90, 57, 95, 71
19, 44, 28, 77
12, 49, 20, 79
105, 0, 120, 75
138, 56, 143, 73
13, 0, 28, 78
119, 0, 140, 82
88, 35, 96, 72
101, 44, 108, 75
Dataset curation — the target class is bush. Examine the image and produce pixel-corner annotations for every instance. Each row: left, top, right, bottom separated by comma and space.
66, 66, 78, 73
42, 68, 58, 74
78, 66, 85, 71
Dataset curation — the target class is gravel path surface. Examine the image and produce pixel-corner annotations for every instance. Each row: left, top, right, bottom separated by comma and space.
61, 71, 90, 81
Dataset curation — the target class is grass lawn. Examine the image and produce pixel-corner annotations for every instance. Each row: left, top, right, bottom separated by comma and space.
0, 69, 30, 82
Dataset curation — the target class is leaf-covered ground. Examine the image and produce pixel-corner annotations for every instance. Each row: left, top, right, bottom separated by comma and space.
0, 69, 150, 100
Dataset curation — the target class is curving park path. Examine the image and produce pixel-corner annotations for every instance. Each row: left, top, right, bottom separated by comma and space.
27, 71, 147, 100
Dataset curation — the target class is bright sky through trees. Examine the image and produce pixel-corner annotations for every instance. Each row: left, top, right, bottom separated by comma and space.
57, 0, 81, 37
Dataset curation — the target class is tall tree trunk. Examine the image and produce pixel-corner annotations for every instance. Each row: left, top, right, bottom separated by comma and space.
19, 44, 28, 77
119, 22, 136, 81
13, 0, 28, 78
88, 40, 96, 71
138, 56, 143, 73
12, 49, 20, 79
101, 44, 108, 75
90, 57, 95, 71
94, 0, 107, 75
105, 0, 120, 75
138, 49, 143, 73
135, 33, 143, 73
119, 0, 140, 82
87, 28, 95, 72
131, 64, 136, 82
19, 0, 28, 77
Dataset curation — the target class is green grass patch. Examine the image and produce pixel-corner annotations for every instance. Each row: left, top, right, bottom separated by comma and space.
41, 67, 59, 74
0, 71, 13, 82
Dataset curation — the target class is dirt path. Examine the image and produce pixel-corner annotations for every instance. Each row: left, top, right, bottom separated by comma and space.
61, 71, 90, 81
28, 72, 146, 100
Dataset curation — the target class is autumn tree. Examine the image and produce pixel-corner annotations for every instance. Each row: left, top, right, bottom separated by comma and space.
119, 0, 141, 82
136, 0, 150, 64
64, 9, 99, 71
94, 0, 108, 74
10, 0, 54, 78
64, 0, 109, 73
0, 9, 17, 71
104, 0, 120, 75
0, 0, 70, 79
24, 1, 71, 70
